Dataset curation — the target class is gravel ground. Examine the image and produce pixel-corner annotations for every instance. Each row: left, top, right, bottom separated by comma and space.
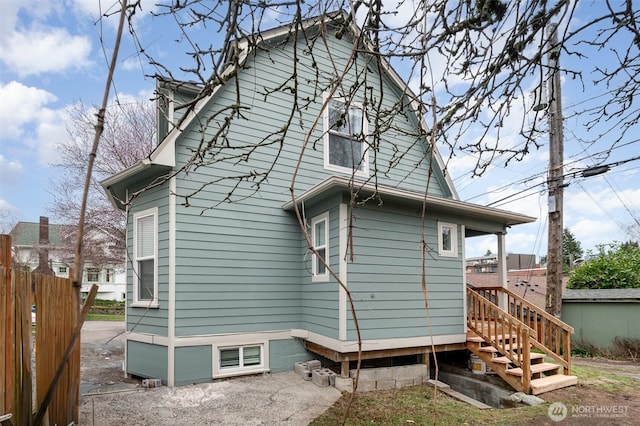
78, 321, 341, 425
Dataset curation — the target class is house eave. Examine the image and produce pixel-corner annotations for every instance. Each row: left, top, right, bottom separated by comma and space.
101, 160, 172, 211
283, 176, 535, 227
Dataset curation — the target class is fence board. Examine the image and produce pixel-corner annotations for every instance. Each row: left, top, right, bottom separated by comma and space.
14, 271, 32, 426
35, 274, 80, 426
1, 234, 14, 420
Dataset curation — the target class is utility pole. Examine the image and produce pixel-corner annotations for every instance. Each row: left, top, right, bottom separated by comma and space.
545, 23, 564, 318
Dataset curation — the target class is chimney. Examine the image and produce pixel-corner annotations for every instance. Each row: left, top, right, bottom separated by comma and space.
39, 216, 50, 245
34, 216, 54, 276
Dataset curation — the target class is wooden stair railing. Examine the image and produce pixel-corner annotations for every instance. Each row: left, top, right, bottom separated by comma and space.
470, 286, 574, 375
466, 288, 536, 392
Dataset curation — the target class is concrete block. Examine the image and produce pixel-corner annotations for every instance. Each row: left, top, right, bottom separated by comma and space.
376, 379, 397, 391
307, 359, 322, 370
312, 369, 330, 387
321, 368, 337, 387
396, 378, 415, 389
355, 379, 376, 392
301, 369, 312, 381
334, 377, 353, 393
294, 362, 308, 375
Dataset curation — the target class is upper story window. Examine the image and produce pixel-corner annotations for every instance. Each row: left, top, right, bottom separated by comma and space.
437, 221, 458, 258
86, 268, 100, 283
324, 97, 368, 176
133, 208, 158, 307
311, 212, 329, 282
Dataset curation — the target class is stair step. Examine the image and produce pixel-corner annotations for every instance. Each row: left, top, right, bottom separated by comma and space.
530, 375, 578, 395
467, 335, 484, 343
491, 352, 545, 365
479, 346, 499, 353
491, 356, 515, 365
506, 362, 560, 377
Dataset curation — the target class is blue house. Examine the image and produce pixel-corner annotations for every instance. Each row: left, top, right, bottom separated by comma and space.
102, 13, 571, 391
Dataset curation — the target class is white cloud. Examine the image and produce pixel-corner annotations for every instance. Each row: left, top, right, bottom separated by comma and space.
0, 81, 68, 165
0, 155, 24, 184
0, 81, 57, 139
30, 108, 68, 165
1, 27, 92, 77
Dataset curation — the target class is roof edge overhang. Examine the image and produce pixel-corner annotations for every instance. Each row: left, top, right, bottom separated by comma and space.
101, 160, 172, 211
283, 176, 536, 227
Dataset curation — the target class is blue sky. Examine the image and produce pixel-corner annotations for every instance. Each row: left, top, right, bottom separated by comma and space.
1, 0, 638, 259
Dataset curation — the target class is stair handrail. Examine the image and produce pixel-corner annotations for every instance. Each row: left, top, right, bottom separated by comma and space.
466, 288, 536, 375
470, 286, 573, 375
476, 286, 574, 333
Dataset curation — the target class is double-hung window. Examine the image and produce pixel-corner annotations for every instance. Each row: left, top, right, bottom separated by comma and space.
133, 208, 158, 307
86, 268, 100, 283
311, 212, 329, 281
324, 97, 368, 175
437, 221, 458, 258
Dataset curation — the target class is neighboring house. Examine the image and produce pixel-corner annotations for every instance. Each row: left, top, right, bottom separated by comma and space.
9, 217, 125, 301
465, 253, 536, 273
102, 13, 535, 387
466, 268, 568, 309
562, 289, 640, 350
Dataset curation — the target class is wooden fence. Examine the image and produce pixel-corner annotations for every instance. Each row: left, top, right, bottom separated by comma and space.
1, 234, 96, 426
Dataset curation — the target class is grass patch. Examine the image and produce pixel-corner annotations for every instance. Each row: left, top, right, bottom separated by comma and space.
86, 314, 125, 321
571, 363, 640, 392
312, 359, 640, 425
311, 386, 545, 426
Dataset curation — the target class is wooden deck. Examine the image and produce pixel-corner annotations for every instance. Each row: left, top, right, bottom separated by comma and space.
466, 287, 577, 395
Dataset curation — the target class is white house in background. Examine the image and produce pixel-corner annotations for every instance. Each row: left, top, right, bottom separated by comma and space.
9, 216, 126, 301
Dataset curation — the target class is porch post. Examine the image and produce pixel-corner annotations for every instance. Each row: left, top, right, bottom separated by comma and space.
497, 232, 508, 311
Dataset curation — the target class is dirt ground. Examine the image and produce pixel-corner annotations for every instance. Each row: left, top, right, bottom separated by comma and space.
519, 357, 640, 426
78, 322, 640, 425
78, 321, 341, 425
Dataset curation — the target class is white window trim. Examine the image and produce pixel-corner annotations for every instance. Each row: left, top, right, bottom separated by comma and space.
132, 207, 159, 308
438, 221, 458, 258
214, 343, 265, 377
323, 94, 369, 177
311, 212, 330, 282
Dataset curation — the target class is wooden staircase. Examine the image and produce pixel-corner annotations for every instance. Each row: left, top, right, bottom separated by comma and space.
466, 287, 578, 395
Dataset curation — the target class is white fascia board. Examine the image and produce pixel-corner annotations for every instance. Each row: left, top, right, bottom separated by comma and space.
101, 159, 152, 188
284, 176, 535, 226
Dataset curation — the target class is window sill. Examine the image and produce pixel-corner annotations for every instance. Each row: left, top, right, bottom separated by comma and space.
130, 301, 159, 309
215, 366, 268, 379
324, 163, 369, 178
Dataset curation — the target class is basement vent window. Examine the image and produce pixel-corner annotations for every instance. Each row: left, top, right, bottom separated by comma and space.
219, 345, 263, 371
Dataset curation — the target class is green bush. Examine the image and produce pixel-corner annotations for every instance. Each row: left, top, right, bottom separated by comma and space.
567, 243, 640, 289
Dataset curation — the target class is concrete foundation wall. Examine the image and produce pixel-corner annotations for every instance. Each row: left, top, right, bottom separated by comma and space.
346, 364, 429, 392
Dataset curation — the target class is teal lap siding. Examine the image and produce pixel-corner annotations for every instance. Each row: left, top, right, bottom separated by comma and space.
175, 346, 213, 386
127, 341, 168, 383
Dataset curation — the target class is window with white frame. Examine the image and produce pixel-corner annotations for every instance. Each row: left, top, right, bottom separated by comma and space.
311, 212, 329, 281
58, 266, 67, 274
105, 268, 112, 283
86, 268, 100, 282
437, 222, 458, 257
219, 345, 263, 370
133, 209, 158, 306
324, 97, 368, 175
